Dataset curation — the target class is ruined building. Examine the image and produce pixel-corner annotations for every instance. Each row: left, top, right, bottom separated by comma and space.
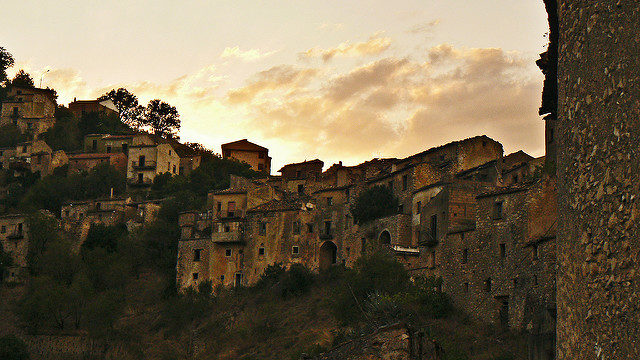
222, 139, 271, 174
0, 213, 28, 283
0, 85, 57, 138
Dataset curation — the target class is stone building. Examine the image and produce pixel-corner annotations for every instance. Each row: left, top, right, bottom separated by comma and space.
60, 197, 129, 245
67, 152, 127, 175
221, 139, 271, 174
0, 85, 56, 137
0, 213, 29, 283
83, 133, 154, 154
68, 98, 118, 119
1, 140, 67, 177
126, 142, 180, 187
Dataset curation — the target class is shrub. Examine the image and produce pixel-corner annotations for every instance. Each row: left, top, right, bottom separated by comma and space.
0, 335, 29, 360
280, 263, 315, 298
350, 185, 399, 224
254, 262, 286, 290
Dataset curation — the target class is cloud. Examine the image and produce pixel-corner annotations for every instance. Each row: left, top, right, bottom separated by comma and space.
408, 19, 441, 34
227, 44, 544, 166
299, 33, 392, 62
220, 46, 277, 62
226, 65, 320, 104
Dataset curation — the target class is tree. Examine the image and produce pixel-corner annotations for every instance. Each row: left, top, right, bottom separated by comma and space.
0, 335, 29, 360
11, 70, 34, 88
0, 46, 14, 84
99, 88, 144, 128
143, 99, 180, 138
0, 124, 29, 148
350, 185, 399, 224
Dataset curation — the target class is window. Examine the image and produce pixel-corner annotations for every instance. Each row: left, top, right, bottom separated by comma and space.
217, 202, 222, 213
64, 210, 70, 218
259, 222, 267, 235
194, 249, 202, 261
306, 223, 314, 233
402, 175, 408, 190
173, 165, 176, 174
361, 238, 366, 255
220, 275, 225, 282
461, 232, 465, 241
224, 225, 230, 232
398, 204, 404, 213
96, 202, 101, 210
500, 243, 506, 259
296, 170, 301, 178
430, 214, 437, 241
327, 197, 333, 206
549, 128, 554, 144
512, 174, 518, 183
259, 152, 265, 159
388, 180, 393, 190
297, 184, 304, 193
106, 146, 111, 153
532, 244, 539, 259
258, 246, 265, 256
227, 201, 236, 217
324, 221, 332, 235
169, 150, 172, 155
1, 225, 5, 233
416, 201, 421, 214
493, 201, 503, 220
179, 166, 184, 174
462, 248, 468, 264
258, 163, 264, 170
192, 273, 199, 280
513, 278, 518, 288
225, 249, 232, 257
345, 215, 351, 229
464, 282, 469, 292
292, 246, 299, 254
122, 143, 128, 154
533, 275, 539, 286
345, 189, 350, 198
293, 220, 301, 235
485, 278, 492, 292
167, 162, 170, 171
428, 250, 436, 268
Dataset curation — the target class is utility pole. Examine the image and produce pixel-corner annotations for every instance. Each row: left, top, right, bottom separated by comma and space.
39, 69, 50, 88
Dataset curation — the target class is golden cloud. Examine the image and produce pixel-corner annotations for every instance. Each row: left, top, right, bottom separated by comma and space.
299, 33, 392, 62
220, 46, 277, 62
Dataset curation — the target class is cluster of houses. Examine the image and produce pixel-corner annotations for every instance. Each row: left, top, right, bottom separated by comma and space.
176, 135, 557, 357
0, 84, 556, 357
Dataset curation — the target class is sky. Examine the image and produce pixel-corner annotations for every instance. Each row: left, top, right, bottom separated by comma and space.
1, 0, 549, 172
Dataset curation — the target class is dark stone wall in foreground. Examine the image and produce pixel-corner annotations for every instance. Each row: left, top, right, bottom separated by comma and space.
556, 1, 640, 359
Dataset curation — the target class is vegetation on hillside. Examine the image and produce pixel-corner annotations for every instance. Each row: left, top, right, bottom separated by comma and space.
350, 185, 400, 224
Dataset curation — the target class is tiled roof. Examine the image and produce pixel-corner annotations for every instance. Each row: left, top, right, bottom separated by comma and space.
221, 139, 268, 152
278, 159, 324, 172
247, 194, 311, 213
476, 181, 537, 199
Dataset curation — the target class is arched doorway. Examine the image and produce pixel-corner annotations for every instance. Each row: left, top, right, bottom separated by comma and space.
379, 230, 391, 245
319, 241, 337, 270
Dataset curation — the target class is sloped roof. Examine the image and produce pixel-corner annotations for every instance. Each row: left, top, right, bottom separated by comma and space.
247, 194, 310, 213
279, 159, 324, 172
221, 139, 268, 152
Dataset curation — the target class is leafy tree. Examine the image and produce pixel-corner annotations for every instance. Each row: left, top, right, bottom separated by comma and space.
350, 185, 399, 224
143, 99, 180, 138
77, 110, 131, 136
11, 70, 34, 87
83, 163, 126, 199
25, 212, 63, 272
41, 107, 82, 151
0, 124, 29, 148
82, 223, 127, 253
0, 46, 14, 84
0, 335, 29, 360
99, 88, 144, 128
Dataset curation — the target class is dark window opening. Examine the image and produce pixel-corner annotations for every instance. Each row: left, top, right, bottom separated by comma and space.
259, 222, 266, 235
258, 163, 264, 170
194, 249, 202, 261
398, 204, 404, 213
430, 214, 437, 241
225, 249, 232, 257
292, 246, 299, 254
402, 175, 408, 190
533, 244, 539, 259
493, 201, 503, 220
106, 146, 111, 153
416, 201, 421, 214
462, 248, 468, 264
297, 184, 304, 193
464, 282, 469, 292
500, 243, 506, 259
327, 197, 333, 206
293, 220, 301, 235
485, 278, 492, 292
258, 246, 265, 256
306, 223, 314, 233
192, 273, 199, 280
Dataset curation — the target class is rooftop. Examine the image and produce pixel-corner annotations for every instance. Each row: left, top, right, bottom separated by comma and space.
221, 139, 268, 152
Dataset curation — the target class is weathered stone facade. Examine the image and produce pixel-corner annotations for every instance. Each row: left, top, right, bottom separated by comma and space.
126, 143, 180, 187
0, 214, 29, 283
0, 85, 56, 138
221, 139, 271, 174
555, 1, 640, 359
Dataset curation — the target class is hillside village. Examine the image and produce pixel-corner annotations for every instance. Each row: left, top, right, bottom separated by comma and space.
0, 71, 558, 359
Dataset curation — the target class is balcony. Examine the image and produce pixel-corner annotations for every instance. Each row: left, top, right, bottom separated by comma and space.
7, 231, 24, 240
127, 177, 153, 187
419, 229, 438, 247
131, 160, 157, 170
212, 229, 244, 244
319, 230, 334, 240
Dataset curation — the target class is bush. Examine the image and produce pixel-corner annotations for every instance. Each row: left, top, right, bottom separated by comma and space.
254, 262, 286, 290
0, 335, 29, 360
350, 185, 399, 224
280, 263, 315, 298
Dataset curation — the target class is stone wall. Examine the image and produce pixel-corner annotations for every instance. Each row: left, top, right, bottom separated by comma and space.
556, 1, 640, 358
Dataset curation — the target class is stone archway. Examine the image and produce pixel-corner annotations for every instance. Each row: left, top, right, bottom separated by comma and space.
379, 230, 391, 245
319, 241, 337, 270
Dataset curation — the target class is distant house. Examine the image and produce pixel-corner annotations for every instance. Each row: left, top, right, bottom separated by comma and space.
126, 142, 180, 187
0, 85, 57, 138
2, 140, 67, 177
83, 133, 154, 154
0, 213, 29, 283
221, 139, 271, 174
68, 152, 127, 174
68, 98, 118, 118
